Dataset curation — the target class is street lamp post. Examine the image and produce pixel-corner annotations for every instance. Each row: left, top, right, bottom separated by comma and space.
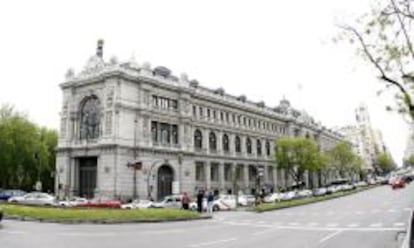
127, 161, 142, 199
256, 166, 264, 205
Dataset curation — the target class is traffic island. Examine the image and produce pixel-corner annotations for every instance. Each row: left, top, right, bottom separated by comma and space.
254, 186, 378, 213
0, 204, 208, 224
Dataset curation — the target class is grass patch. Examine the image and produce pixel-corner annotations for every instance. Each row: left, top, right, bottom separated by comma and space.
0, 204, 201, 223
254, 186, 377, 212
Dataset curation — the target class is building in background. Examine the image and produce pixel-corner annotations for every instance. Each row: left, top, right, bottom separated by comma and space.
336, 104, 391, 174
56, 41, 345, 200
404, 125, 414, 163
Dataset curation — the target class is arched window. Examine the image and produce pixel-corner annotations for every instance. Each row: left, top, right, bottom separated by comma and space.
266, 141, 271, 156
246, 138, 252, 154
194, 129, 202, 149
257, 139, 262, 155
235, 136, 241, 153
209, 132, 217, 151
80, 96, 100, 140
222, 134, 229, 152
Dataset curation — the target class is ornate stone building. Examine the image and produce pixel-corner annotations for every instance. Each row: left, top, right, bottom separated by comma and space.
56, 41, 345, 200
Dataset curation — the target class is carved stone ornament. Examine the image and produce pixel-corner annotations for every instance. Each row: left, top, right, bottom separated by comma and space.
80, 96, 101, 140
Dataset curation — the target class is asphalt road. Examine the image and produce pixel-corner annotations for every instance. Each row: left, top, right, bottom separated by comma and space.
1, 184, 414, 248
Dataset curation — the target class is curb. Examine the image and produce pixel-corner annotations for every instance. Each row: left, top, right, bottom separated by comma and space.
253, 185, 380, 213
3, 214, 212, 225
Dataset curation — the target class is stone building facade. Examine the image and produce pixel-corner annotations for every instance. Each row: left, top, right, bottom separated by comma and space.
55, 41, 345, 200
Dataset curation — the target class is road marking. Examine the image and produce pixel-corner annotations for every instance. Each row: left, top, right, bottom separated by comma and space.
370, 209, 380, 213
59, 232, 117, 237
369, 223, 383, 228
347, 223, 359, 228
326, 223, 338, 227
257, 221, 265, 224
0, 230, 27, 235
306, 222, 319, 227
404, 208, 412, 211
393, 223, 405, 227
355, 211, 364, 215
387, 209, 396, 213
288, 222, 299, 226
273, 222, 283, 226
319, 230, 342, 244
188, 238, 237, 247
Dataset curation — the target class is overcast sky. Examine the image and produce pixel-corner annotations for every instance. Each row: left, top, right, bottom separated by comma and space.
0, 0, 408, 165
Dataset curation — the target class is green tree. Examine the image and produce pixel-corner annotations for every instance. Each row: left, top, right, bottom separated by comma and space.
404, 154, 414, 167
337, 0, 414, 120
0, 104, 58, 192
274, 137, 321, 187
375, 152, 394, 173
327, 142, 358, 179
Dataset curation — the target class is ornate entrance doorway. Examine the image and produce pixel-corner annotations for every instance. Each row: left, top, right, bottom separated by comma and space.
157, 165, 174, 200
78, 157, 97, 198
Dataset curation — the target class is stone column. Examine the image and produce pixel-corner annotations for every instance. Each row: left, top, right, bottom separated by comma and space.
203, 129, 209, 153
243, 164, 249, 192
205, 162, 211, 190
218, 162, 225, 192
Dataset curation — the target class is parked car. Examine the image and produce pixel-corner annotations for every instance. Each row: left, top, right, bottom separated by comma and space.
212, 194, 237, 211
0, 189, 26, 201
151, 195, 182, 209
189, 198, 207, 211
297, 189, 313, 198
0, 207, 3, 222
392, 177, 406, 190
312, 187, 327, 196
342, 184, 354, 191
121, 199, 153, 209
8, 192, 56, 206
238, 194, 255, 206
58, 197, 88, 207
327, 185, 340, 194
281, 191, 297, 201
264, 193, 284, 203
78, 198, 122, 208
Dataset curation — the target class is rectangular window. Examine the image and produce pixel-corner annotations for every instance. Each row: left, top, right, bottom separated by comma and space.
210, 164, 219, 181
172, 125, 178, 144
224, 164, 232, 181
151, 121, 158, 143
213, 110, 216, 120
170, 99, 178, 110
232, 114, 235, 123
193, 106, 196, 116
220, 112, 224, 121
196, 162, 205, 181
207, 109, 211, 118
152, 96, 158, 107
243, 117, 246, 126
199, 106, 203, 117
160, 123, 170, 144
226, 112, 229, 122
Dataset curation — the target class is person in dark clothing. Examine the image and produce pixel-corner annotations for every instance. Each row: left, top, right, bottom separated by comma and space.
196, 190, 204, 213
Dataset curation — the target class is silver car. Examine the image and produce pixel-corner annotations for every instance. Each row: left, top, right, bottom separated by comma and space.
8, 192, 56, 206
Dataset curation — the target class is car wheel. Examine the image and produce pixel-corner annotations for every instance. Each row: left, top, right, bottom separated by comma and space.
213, 205, 219, 212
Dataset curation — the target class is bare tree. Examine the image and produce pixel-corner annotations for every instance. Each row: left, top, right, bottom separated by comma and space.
338, 0, 414, 121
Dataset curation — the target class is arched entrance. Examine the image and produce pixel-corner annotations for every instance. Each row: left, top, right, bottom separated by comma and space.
157, 165, 174, 200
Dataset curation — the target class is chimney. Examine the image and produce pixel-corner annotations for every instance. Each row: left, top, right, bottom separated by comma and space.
96, 39, 104, 58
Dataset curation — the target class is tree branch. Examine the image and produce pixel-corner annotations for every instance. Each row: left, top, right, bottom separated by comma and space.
339, 24, 414, 119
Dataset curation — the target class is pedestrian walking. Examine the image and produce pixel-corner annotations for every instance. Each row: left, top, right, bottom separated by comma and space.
207, 191, 214, 214
196, 190, 204, 213
181, 192, 190, 210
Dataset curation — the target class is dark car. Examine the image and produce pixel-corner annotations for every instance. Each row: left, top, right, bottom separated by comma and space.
0, 207, 3, 222
0, 190, 26, 201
